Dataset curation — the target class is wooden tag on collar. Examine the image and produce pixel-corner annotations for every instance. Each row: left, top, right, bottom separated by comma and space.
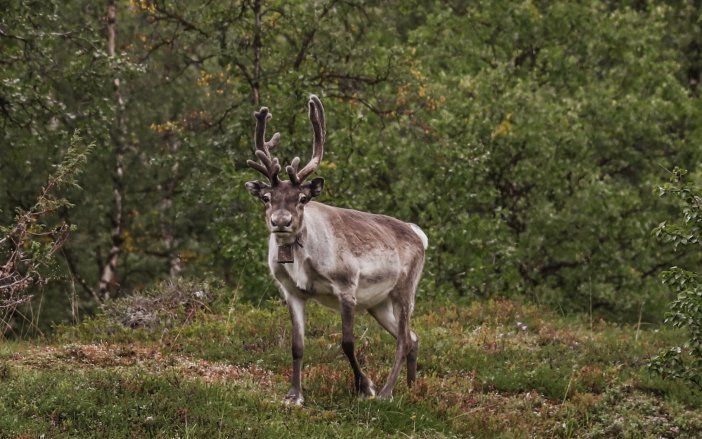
277, 244, 294, 264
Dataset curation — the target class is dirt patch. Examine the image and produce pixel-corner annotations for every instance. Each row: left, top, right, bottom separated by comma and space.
9, 343, 275, 387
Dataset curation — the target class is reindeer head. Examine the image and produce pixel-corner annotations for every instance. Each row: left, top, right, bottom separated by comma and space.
245, 96, 326, 241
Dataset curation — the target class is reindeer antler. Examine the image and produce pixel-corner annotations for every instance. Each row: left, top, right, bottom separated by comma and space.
247, 107, 282, 184
286, 95, 325, 184
248, 96, 325, 185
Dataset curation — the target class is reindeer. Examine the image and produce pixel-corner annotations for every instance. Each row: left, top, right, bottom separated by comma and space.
244, 95, 428, 405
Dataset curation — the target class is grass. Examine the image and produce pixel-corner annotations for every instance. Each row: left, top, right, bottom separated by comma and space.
1, 290, 701, 438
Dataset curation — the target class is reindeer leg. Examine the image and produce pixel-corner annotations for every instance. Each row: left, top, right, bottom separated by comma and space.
406, 333, 419, 387
284, 295, 306, 405
369, 298, 419, 389
340, 301, 376, 398
377, 308, 408, 400
371, 296, 417, 400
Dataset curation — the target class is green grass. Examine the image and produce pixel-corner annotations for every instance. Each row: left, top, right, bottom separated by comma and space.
1, 368, 445, 438
2, 296, 702, 438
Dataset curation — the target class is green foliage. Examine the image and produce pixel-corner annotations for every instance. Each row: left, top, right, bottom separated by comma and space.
650, 167, 702, 388
2, 0, 702, 327
401, 1, 702, 318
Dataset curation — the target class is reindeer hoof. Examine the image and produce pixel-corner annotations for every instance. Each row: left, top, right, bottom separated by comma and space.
283, 389, 304, 406
377, 387, 394, 401
359, 379, 376, 399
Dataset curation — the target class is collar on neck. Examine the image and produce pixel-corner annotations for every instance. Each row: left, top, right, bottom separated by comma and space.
277, 236, 303, 264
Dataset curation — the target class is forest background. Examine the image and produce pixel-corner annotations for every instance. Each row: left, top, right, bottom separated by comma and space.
2, 0, 702, 333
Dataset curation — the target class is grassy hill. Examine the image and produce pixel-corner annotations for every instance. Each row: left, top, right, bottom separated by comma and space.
1, 283, 701, 438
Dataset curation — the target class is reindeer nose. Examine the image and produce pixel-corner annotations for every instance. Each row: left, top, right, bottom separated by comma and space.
271, 211, 293, 228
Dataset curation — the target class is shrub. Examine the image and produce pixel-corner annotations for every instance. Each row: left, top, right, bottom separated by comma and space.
0, 131, 91, 336
100, 278, 227, 329
650, 167, 702, 387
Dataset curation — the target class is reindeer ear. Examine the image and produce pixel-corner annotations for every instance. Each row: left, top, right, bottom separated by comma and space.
303, 177, 324, 198
245, 180, 269, 198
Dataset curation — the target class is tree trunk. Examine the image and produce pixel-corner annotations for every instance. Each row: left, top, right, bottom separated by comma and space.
158, 132, 182, 279
252, 0, 262, 106
99, 0, 127, 301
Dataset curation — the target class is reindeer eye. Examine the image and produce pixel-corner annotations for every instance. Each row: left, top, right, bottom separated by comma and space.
261, 193, 271, 203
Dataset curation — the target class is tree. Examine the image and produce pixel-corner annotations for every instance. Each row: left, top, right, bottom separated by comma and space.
2, 0, 702, 329
393, 0, 702, 318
